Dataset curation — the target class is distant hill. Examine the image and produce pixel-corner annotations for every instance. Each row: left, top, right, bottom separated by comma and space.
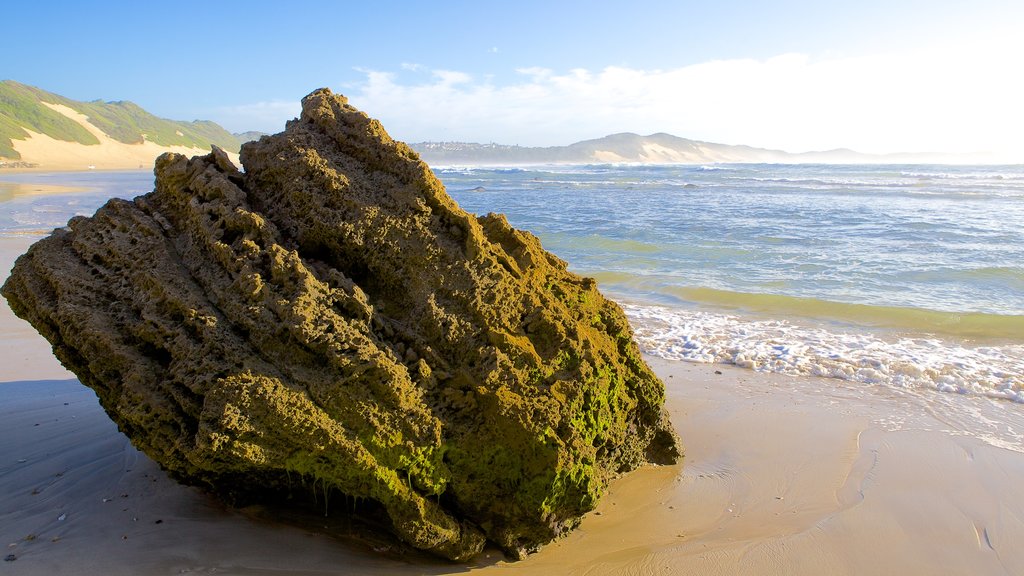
234, 131, 268, 143
410, 133, 818, 165
0, 80, 241, 169
411, 132, 986, 165
1, 81, 989, 170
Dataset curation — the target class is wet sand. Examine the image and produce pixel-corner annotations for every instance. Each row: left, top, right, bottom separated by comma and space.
3, 238, 1023, 575
1, 238, 74, 383
0, 182, 90, 204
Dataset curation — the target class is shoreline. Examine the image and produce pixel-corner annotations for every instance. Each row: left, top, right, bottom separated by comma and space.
0, 166, 152, 175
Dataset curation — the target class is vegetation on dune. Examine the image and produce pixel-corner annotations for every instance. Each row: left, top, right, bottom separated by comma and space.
0, 80, 240, 159
68, 99, 241, 152
0, 81, 100, 159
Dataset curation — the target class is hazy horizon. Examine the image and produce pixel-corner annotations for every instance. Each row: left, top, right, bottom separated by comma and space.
6, 1, 1024, 162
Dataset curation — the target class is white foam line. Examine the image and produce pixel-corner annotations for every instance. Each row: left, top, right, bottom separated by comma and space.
623, 304, 1024, 403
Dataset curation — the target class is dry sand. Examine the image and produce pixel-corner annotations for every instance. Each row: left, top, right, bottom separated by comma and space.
3, 103, 239, 172
3, 237, 1024, 575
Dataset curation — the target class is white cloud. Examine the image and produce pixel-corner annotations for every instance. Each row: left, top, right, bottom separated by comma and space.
204, 39, 1023, 162
345, 45, 1024, 159
432, 69, 473, 85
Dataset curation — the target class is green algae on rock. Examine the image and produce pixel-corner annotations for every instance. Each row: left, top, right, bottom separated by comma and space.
1, 88, 680, 561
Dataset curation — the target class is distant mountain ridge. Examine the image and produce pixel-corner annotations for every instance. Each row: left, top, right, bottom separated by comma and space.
233, 130, 268, 143
411, 133, 988, 165
0, 80, 240, 168
1, 81, 994, 169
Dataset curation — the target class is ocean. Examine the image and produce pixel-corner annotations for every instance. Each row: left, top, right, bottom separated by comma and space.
2, 164, 1022, 444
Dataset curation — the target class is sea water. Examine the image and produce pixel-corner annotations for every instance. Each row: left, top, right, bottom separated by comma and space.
0, 171, 152, 235
2, 164, 1023, 445
436, 164, 1024, 400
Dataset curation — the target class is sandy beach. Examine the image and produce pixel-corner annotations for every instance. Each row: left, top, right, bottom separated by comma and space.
3, 225, 1023, 575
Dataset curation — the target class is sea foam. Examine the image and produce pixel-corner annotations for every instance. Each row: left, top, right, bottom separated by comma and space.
623, 303, 1024, 403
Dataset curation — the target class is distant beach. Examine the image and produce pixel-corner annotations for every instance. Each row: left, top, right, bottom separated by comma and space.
2, 166, 1024, 574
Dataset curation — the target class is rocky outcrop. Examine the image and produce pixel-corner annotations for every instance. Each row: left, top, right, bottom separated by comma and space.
1, 89, 679, 561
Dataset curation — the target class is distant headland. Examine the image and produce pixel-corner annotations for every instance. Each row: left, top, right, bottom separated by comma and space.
409, 134, 997, 166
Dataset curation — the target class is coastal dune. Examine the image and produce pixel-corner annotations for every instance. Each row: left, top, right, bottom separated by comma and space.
3, 253, 1023, 575
6, 103, 237, 171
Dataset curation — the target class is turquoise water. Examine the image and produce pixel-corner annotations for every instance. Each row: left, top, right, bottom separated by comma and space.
440, 164, 1024, 323
2, 165, 1022, 407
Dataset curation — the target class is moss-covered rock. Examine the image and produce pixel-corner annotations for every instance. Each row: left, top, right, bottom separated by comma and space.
1, 88, 679, 561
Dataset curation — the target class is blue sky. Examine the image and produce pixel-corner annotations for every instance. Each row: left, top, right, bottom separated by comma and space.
6, 1, 1024, 157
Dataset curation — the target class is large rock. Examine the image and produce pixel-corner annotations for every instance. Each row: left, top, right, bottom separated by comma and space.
2, 89, 679, 561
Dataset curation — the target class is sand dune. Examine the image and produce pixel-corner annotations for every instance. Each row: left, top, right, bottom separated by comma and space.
6, 103, 239, 171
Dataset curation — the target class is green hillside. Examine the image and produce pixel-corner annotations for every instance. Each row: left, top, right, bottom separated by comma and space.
0, 80, 240, 159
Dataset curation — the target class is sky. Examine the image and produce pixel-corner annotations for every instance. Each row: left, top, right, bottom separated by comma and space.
6, 0, 1024, 158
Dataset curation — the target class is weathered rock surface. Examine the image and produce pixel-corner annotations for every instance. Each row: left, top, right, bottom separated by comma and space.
2, 89, 679, 561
